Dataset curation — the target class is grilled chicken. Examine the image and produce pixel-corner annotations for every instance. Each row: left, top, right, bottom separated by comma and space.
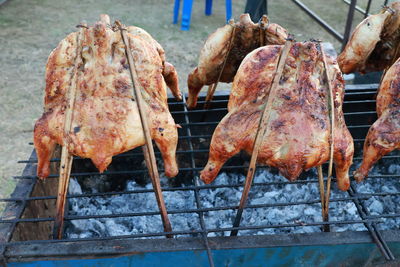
338, 3, 400, 74
201, 42, 354, 191
187, 13, 288, 109
34, 16, 181, 179
354, 57, 400, 181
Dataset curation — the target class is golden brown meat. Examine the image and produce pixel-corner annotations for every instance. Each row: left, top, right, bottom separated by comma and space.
34, 16, 181, 179
338, 3, 400, 74
187, 13, 288, 109
354, 57, 400, 181
201, 42, 354, 191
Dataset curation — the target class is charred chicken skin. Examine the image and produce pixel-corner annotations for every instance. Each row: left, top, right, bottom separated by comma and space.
187, 13, 288, 109
200, 42, 354, 191
338, 2, 400, 74
354, 57, 400, 181
34, 16, 181, 179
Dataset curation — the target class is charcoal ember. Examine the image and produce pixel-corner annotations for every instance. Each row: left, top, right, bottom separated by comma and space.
369, 199, 384, 215
65, 155, 400, 238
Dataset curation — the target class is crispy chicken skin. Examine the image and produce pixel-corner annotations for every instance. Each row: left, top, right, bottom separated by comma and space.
187, 13, 288, 109
34, 16, 181, 179
354, 57, 400, 181
338, 3, 400, 74
200, 43, 354, 191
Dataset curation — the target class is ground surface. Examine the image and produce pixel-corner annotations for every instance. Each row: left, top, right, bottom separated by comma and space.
0, 0, 390, 210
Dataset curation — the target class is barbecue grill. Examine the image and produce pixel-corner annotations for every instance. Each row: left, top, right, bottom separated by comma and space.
1, 85, 400, 267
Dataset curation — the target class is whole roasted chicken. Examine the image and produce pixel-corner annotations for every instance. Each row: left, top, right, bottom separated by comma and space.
187, 13, 288, 109
34, 15, 181, 179
338, 2, 400, 74
200, 42, 354, 191
354, 57, 400, 181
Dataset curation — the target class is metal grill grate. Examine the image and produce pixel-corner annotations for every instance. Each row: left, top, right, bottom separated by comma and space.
1, 83, 400, 266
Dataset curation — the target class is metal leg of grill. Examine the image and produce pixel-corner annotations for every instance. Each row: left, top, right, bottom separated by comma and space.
364, 0, 373, 18
342, 0, 371, 18
341, 0, 357, 51
0, 245, 6, 267
291, 0, 343, 42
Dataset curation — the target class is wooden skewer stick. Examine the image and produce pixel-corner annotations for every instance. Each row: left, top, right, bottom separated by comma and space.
117, 21, 172, 237
203, 20, 236, 110
230, 40, 293, 236
259, 15, 268, 46
316, 44, 336, 233
53, 24, 86, 240
317, 165, 325, 212
317, 166, 330, 232
322, 45, 335, 230
203, 83, 217, 110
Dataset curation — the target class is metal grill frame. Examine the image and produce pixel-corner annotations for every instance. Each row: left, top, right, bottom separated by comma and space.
291, 0, 390, 50
1, 84, 400, 266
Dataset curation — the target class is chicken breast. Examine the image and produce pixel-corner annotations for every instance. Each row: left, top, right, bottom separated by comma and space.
201, 42, 354, 191
34, 17, 181, 179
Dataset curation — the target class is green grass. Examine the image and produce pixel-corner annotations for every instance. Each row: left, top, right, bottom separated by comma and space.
0, 0, 396, 212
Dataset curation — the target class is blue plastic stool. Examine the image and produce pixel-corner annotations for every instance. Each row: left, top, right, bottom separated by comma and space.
173, 0, 232, 31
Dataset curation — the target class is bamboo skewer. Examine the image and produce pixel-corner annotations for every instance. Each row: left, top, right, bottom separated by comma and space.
317, 166, 330, 232
317, 44, 336, 233
259, 15, 268, 46
317, 165, 326, 214
53, 24, 86, 240
203, 20, 236, 110
230, 40, 293, 236
117, 21, 172, 237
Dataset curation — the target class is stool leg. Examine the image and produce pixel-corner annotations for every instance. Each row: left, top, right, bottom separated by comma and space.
205, 0, 212, 16
226, 0, 232, 22
181, 0, 193, 30
173, 0, 181, 24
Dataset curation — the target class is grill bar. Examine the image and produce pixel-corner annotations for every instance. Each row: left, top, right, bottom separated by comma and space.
17, 135, 373, 164
2, 219, 383, 246
6, 188, 400, 203
13, 166, 400, 179
182, 96, 215, 267
15, 150, 399, 165
0, 196, 371, 223
348, 185, 395, 260
368, 214, 400, 219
